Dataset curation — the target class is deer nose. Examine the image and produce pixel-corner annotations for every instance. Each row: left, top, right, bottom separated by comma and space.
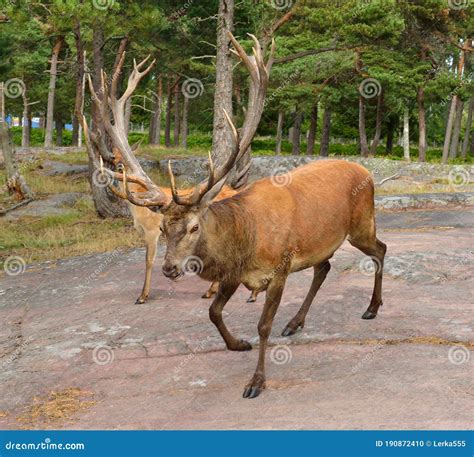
162, 263, 179, 279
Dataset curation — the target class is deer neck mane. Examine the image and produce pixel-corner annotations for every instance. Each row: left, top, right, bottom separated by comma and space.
195, 197, 256, 282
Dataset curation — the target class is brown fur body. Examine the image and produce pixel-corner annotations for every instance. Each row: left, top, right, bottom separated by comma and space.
192, 160, 376, 290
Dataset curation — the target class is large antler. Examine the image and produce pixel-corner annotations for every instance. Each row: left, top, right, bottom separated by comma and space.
120, 32, 274, 208
86, 52, 168, 207
166, 32, 275, 206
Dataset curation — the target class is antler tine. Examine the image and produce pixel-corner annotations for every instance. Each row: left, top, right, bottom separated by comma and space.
111, 50, 126, 99
228, 32, 259, 83
87, 73, 102, 111
207, 151, 215, 188
122, 167, 167, 208
120, 57, 156, 105
134, 55, 151, 73
248, 34, 263, 65
266, 38, 276, 71
210, 109, 241, 182
168, 161, 181, 204
223, 109, 239, 144
248, 34, 270, 81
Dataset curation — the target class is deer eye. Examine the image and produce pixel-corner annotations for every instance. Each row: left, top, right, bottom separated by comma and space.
190, 224, 199, 233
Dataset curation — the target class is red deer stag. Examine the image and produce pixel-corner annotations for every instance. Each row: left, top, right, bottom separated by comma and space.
121, 33, 387, 399
82, 53, 257, 304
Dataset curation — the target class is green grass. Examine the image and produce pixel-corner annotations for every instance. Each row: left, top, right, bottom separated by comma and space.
0, 197, 141, 265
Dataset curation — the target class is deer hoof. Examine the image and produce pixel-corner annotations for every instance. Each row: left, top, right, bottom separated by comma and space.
135, 296, 148, 304
281, 326, 296, 337
230, 339, 252, 351
246, 296, 257, 303
243, 377, 265, 399
362, 310, 377, 320
281, 322, 303, 337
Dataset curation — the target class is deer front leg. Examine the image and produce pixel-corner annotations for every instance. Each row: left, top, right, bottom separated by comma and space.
243, 275, 287, 399
209, 282, 252, 352
136, 232, 158, 304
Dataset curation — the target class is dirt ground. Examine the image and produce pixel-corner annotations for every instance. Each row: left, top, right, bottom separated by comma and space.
0, 207, 472, 430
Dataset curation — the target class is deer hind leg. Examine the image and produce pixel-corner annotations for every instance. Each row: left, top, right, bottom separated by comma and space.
349, 233, 387, 320
136, 232, 159, 304
246, 289, 259, 303
243, 274, 287, 399
281, 261, 331, 337
209, 282, 252, 352
202, 281, 219, 299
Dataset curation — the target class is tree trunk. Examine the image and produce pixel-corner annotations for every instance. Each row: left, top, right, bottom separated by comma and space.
359, 95, 369, 157
149, 75, 162, 145
386, 116, 396, 154
292, 111, 303, 155
174, 81, 180, 147
44, 35, 64, 148
449, 98, 464, 158
72, 21, 85, 147
21, 91, 31, 148
320, 106, 332, 157
165, 78, 173, 147
403, 106, 410, 161
275, 110, 284, 155
55, 114, 63, 146
306, 104, 318, 155
211, 0, 234, 168
180, 94, 189, 149
471, 127, 474, 156
443, 44, 466, 163
0, 83, 33, 200
442, 96, 457, 163
27, 114, 32, 144
417, 87, 427, 162
461, 98, 473, 160
369, 91, 383, 156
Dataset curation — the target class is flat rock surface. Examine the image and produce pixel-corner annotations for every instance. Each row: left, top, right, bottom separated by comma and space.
2, 193, 87, 220
0, 208, 472, 430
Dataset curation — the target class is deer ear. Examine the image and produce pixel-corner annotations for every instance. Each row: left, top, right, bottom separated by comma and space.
199, 177, 227, 208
